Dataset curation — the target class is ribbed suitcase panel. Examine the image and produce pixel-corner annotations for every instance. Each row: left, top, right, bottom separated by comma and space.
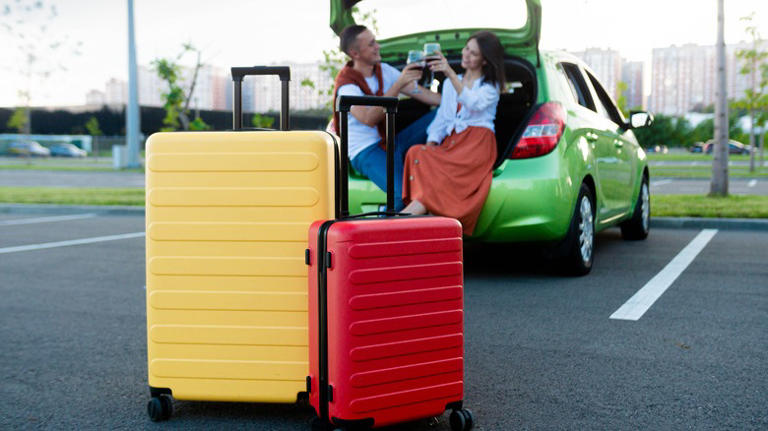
309, 217, 464, 427
146, 131, 335, 403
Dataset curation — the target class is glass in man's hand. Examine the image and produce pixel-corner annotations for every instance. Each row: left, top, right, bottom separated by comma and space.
406, 50, 425, 94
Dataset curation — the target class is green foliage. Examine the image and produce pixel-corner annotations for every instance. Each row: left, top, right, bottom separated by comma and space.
7, 107, 28, 134
84, 116, 102, 136
251, 113, 275, 129
634, 112, 746, 149
188, 116, 210, 131
151, 44, 209, 132
616, 81, 629, 117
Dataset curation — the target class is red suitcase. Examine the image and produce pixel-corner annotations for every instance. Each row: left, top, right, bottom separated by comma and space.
307, 96, 474, 430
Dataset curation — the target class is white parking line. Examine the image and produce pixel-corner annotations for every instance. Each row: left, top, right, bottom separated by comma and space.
0, 232, 145, 254
748, 179, 757, 188
652, 180, 672, 186
610, 229, 718, 321
0, 213, 98, 226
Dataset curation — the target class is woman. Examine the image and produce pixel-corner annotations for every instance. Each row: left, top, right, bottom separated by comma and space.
401, 31, 506, 236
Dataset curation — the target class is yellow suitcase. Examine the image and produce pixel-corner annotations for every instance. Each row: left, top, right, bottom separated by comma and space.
145, 67, 337, 421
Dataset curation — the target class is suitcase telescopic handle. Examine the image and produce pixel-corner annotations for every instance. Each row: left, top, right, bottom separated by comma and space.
336, 95, 398, 218
231, 66, 290, 131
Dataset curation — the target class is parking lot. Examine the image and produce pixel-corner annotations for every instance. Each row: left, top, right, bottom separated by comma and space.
1, 211, 766, 430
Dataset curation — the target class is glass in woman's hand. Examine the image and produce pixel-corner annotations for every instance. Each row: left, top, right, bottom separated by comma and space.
422, 43, 441, 88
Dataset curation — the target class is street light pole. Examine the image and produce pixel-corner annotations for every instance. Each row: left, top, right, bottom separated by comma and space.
710, 0, 729, 196
126, 0, 141, 168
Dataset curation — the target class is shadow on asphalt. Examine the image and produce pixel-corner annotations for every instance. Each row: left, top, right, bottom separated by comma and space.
463, 230, 624, 277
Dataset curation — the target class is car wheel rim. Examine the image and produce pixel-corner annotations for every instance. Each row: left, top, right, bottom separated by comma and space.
578, 196, 593, 263
641, 183, 650, 232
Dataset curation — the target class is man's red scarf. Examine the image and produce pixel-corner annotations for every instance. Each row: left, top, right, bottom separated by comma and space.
331, 61, 386, 140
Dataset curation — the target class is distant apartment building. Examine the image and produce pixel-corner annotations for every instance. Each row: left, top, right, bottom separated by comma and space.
649, 42, 756, 115
251, 62, 334, 112
89, 62, 332, 113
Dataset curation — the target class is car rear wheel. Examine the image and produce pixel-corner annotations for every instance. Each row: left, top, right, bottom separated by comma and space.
620, 176, 650, 240
562, 184, 594, 276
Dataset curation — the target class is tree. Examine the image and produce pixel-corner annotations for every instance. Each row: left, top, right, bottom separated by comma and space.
0, 1, 81, 132
85, 116, 102, 157
710, 0, 729, 196
151, 43, 209, 132
616, 81, 629, 117
6, 107, 29, 134
251, 114, 275, 129
733, 13, 768, 172
633, 114, 693, 149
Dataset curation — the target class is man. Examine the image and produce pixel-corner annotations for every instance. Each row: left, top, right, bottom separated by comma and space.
332, 25, 440, 211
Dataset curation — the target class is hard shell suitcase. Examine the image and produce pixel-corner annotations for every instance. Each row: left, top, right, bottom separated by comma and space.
145, 66, 338, 421
307, 96, 474, 430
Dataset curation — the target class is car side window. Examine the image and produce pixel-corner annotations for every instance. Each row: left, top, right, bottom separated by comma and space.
555, 63, 579, 105
585, 71, 626, 126
560, 63, 594, 111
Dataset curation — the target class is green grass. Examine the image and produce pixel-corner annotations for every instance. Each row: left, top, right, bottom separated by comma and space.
646, 153, 757, 162
0, 164, 143, 173
2, 187, 766, 219
650, 166, 768, 178
652, 194, 768, 218
0, 187, 144, 206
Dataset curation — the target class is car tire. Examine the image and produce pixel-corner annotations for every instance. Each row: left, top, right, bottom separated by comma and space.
620, 176, 650, 241
561, 183, 595, 276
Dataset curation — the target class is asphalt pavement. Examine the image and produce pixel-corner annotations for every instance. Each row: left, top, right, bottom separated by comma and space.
0, 211, 766, 430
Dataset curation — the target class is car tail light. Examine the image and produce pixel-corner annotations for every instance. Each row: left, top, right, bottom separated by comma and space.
508, 102, 566, 159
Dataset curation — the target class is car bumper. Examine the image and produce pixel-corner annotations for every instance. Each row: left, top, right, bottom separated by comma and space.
471, 155, 575, 242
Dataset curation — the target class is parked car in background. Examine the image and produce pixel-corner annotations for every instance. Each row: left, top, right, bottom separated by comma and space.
704, 139, 751, 155
6, 141, 50, 157
49, 143, 87, 157
689, 142, 705, 153
334, 0, 653, 275
646, 145, 669, 154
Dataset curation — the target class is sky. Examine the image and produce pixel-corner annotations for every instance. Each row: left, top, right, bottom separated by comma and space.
1, 0, 767, 107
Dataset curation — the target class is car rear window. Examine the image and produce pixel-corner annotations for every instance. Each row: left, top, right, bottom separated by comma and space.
355, 0, 528, 40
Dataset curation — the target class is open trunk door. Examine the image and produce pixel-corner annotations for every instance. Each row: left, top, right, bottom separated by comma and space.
330, 0, 541, 64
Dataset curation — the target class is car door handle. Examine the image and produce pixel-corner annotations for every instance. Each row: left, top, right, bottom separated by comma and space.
614, 140, 624, 148
585, 132, 599, 142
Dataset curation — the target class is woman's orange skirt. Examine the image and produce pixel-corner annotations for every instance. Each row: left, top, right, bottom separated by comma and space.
402, 126, 496, 236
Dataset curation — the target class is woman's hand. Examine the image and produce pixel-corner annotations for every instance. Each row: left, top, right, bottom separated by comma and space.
427, 51, 455, 78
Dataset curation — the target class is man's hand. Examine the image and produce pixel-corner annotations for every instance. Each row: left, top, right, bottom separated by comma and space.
396, 63, 424, 92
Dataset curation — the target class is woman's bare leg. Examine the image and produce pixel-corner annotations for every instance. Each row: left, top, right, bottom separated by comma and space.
402, 199, 428, 215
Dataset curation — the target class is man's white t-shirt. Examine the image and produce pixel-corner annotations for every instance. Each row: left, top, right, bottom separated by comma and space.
337, 63, 401, 159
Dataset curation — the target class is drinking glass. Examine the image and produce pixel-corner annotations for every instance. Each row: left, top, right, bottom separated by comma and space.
406, 50, 425, 94
423, 43, 441, 87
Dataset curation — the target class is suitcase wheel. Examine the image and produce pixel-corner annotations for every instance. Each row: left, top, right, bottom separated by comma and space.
449, 408, 474, 431
147, 394, 173, 422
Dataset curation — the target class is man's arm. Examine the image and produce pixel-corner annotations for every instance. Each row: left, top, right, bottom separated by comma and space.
349, 63, 423, 126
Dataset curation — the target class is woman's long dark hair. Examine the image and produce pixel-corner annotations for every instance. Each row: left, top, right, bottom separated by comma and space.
468, 31, 506, 91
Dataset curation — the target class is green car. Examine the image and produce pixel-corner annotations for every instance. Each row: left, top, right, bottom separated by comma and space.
331, 0, 653, 275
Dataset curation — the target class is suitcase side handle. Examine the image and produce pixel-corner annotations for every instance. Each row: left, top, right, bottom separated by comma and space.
231, 66, 290, 131
336, 95, 398, 218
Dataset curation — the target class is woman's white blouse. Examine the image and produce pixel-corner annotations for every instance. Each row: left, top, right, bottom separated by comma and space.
426, 75, 500, 144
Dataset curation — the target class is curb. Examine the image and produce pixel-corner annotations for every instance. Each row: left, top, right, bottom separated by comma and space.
651, 216, 768, 231
2, 204, 768, 231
